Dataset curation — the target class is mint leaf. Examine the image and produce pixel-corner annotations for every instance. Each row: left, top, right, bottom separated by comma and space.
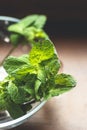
41, 54, 61, 75
34, 15, 47, 29
7, 81, 26, 104
55, 73, 76, 87
37, 67, 46, 83
3, 54, 29, 74
8, 15, 39, 34
6, 100, 25, 119
29, 40, 54, 65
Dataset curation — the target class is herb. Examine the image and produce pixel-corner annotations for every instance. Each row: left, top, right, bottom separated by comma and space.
0, 15, 76, 119
0, 39, 76, 119
8, 14, 48, 45
0, 14, 48, 66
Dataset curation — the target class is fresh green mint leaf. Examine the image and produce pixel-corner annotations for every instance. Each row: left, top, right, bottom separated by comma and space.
29, 40, 54, 65
37, 67, 46, 83
8, 15, 39, 34
7, 81, 26, 104
16, 65, 37, 75
34, 15, 47, 29
3, 54, 29, 74
6, 100, 25, 119
41, 54, 61, 75
48, 88, 71, 97
55, 73, 76, 87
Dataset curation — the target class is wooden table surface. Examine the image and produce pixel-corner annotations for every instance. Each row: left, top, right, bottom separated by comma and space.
0, 38, 87, 130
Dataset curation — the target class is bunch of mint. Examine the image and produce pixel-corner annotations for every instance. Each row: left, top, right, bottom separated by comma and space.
0, 15, 76, 119
8, 14, 48, 45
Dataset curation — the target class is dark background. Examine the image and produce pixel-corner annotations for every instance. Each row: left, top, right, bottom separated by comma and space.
0, 0, 87, 37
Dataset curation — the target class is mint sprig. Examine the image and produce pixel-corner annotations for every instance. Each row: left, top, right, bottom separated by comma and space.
0, 39, 76, 119
0, 15, 76, 119
8, 14, 48, 45
0, 14, 48, 66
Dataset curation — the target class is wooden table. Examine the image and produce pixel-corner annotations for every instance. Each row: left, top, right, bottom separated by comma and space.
0, 38, 87, 130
